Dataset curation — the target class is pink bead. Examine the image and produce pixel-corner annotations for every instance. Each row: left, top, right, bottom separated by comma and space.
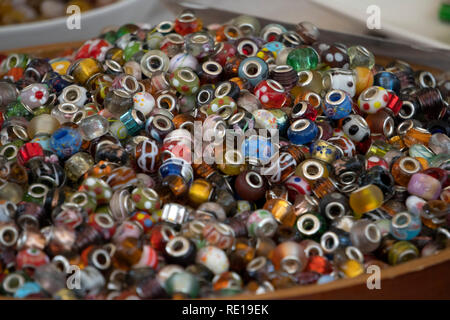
407, 173, 441, 200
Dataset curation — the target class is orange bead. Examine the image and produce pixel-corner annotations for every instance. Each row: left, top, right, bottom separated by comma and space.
391, 156, 422, 187
403, 127, 432, 147
354, 66, 374, 96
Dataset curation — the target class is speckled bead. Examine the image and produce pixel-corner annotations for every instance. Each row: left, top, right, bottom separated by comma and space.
322, 89, 352, 120
287, 119, 319, 145
132, 92, 155, 117
196, 246, 229, 275
49, 127, 82, 159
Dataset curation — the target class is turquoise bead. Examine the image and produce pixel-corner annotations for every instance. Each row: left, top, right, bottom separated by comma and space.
408, 144, 435, 161
286, 47, 319, 71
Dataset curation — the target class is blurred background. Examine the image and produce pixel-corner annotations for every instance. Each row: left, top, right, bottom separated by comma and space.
0, 0, 449, 50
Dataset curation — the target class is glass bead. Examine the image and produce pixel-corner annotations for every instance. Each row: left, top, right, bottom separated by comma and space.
174, 10, 203, 36
349, 184, 384, 218
390, 211, 421, 240
347, 45, 375, 69
388, 241, 419, 266
403, 127, 432, 147
391, 156, 422, 187
169, 67, 200, 96
286, 47, 319, 72
407, 173, 442, 200
185, 31, 215, 59
238, 57, 268, 87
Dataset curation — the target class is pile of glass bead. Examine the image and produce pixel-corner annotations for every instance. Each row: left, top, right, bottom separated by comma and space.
0, 10, 448, 299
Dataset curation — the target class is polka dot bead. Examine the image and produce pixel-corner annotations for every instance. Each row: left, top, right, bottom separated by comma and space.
79, 177, 113, 205
131, 211, 157, 233
254, 79, 287, 109
285, 175, 311, 197
131, 187, 161, 212
357, 86, 389, 114
133, 92, 155, 116
206, 96, 237, 116
169, 67, 200, 96
321, 44, 350, 69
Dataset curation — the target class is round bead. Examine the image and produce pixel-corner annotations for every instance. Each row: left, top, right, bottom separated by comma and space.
49, 127, 82, 159
357, 86, 389, 114
253, 79, 287, 109
169, 67, 200, 96
286, 47, 319, 72
132, 92, 155, 116
407, 173, 442, 200
322, 89, 352, 119
238, 57, 268, 87
196, 246, 229, 275
287, 119, 318, 145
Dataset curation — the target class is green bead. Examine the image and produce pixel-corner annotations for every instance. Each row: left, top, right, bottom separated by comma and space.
388, 241, 419, 265
439, 3, 450, 22
348, 45, 375, 69
296, 212, 327, 240
286, 47, 319, 72
102, 31, 118, 45
115, 24, 138, 39
165, 272, 200, 298
408, 144, 435, 161
170, 67, 200, 96
6, 101, 32, 120
123, 41, 142, 62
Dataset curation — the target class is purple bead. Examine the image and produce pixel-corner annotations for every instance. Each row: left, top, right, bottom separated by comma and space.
407, 173, 441, 200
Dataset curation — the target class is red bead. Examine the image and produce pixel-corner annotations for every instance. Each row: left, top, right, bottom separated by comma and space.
365, 156, 389, 170
17, 142, 44, 166
87, 213, 116, 240
385, 92, 402, 116
16, 248, 49, 270
421, 168, 448, 185
305, 255, 333, 274
213, 42, 237, 66
254, 79, 287, 109
174, 13, 203, 36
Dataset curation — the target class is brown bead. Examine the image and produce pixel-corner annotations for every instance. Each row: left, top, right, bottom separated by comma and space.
235, 171, 266, 202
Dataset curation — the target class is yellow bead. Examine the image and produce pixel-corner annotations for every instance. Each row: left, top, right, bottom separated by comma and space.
217, 149, 246, 176
340, 259, 364, 278
188, 179, 214, 206
349, 184, 384, 219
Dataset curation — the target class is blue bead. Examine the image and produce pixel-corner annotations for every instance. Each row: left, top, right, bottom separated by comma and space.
374, 71, 401, 95
238, 57, 268, 87
322, 89, 352, 120
14, 282, 41, 298
390, 212, 422, 240
241, 135, 276, 165
287, 119, 318, 145
50, 127, 82, 159
159, 158, 193, 184
120, 109, 145, 136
